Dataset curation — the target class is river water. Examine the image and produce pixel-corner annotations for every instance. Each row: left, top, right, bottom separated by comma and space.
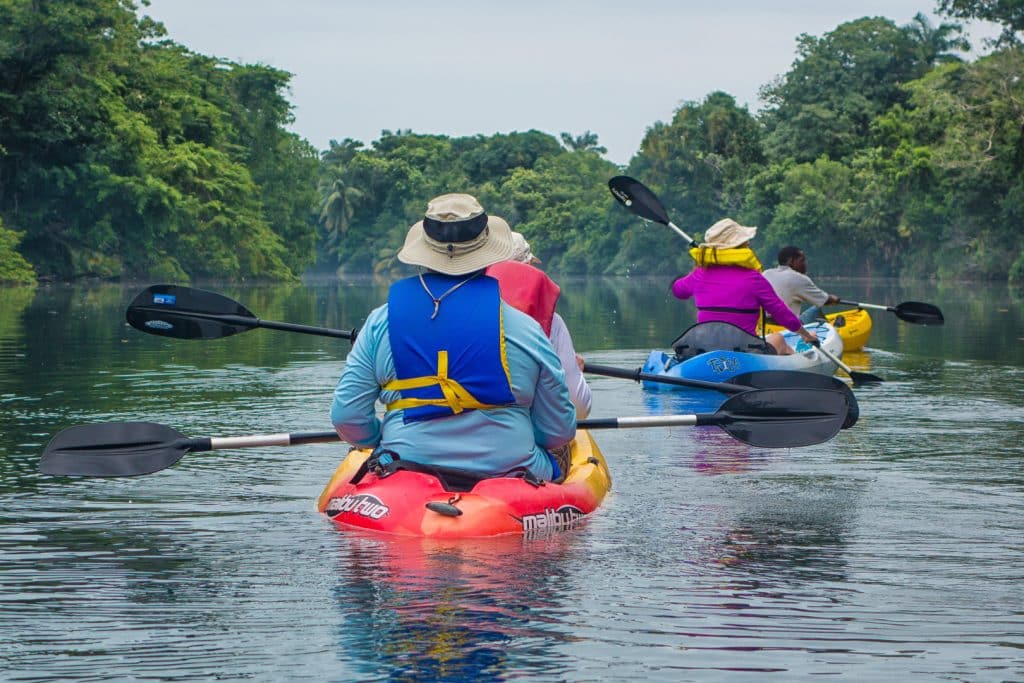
1, 276, 1022, 681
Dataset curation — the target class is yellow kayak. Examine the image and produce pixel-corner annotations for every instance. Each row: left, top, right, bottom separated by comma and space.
764, 308, 872, 351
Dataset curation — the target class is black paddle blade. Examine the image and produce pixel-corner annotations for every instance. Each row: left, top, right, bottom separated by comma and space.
40, 422, 196, 477
126, 284, 258, 340
608, 176, 671, 225
703, 388, 847, 448
728, 370, 859, 429
894, 301, 944, 325
847, 370, 884, 387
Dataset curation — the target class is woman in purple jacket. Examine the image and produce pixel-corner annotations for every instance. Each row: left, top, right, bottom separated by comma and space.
671, 218, 818, 355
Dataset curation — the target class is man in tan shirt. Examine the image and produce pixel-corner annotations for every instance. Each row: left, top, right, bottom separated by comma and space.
762, 246, 841, 323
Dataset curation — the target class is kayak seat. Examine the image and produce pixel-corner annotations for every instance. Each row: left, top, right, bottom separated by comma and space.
349, 449, 543, 492
670, 321, 776, 361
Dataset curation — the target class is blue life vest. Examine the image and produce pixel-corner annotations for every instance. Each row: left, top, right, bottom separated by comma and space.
384, 274, 515, 423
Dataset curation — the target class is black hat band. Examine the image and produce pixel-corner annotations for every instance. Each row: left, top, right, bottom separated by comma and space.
422, 213, 488, 243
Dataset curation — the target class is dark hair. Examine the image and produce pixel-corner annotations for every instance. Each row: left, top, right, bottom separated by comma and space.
777, 246, 803, 266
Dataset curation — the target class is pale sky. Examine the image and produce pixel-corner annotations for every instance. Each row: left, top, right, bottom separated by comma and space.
140, 1, 1000, 165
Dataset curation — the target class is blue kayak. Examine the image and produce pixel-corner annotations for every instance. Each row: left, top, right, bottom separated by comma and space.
641, 321, 844, 392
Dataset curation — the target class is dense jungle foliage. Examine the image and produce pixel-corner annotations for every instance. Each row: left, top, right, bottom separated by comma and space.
2, 0, 1023, 285
0, 0, 318, 284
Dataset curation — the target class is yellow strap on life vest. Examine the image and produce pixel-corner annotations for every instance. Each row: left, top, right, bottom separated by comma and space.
689, 246, 763, 271
384, 350, 507, 414
498, 305, 512, 387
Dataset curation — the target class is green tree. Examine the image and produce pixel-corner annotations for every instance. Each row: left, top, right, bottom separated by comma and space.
319, 129, 619, 274
496, 150, 620, 273
457, 131, 564, 184
326, 132, 464, 273
896, 49, 1024, 278
0, 217, 36, 285
322, 138, 365, 166
153, 141, 293, 280
760, 17, 929, 162
937, 0, 1024, 45
560, 131, 607, 154
630, 92, 764, 224
224, 64, 320, 275
608, 92, 765, 274
317, 174, 364, 251
0, 0, 315, 281
906, 12, 971, 64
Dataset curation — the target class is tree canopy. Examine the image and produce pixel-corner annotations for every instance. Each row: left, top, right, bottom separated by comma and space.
937, 0, 1024, 45
2, 3, 1022, 284
0, 0, 317, 282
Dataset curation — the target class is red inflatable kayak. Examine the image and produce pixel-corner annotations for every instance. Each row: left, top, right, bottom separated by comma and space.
316, 430, 611, 538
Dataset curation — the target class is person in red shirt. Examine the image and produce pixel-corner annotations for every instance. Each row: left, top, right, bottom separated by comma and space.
487, 233, 592, 417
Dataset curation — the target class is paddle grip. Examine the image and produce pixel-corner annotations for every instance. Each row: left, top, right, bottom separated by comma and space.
577, 417, 620, 429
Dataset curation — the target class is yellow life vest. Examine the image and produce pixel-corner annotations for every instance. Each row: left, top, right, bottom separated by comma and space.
689, 246, 762, 271
688, 246, 766, 331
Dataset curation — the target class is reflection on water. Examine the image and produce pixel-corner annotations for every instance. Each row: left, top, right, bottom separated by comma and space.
841, 350, 871, 371
332, 534, 581, 681
1, 279, 1023, 680
688, 429, 761, 477
707, 480, 854, 585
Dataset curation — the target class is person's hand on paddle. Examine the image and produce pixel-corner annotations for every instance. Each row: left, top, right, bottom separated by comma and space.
798, 328, 819, 346
575, 354, 585, 372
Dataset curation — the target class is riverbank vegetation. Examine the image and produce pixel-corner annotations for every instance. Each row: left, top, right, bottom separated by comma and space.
1, 0, 1022, 284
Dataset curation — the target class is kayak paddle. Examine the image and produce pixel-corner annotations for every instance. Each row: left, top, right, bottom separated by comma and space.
583, 363, 858, 429
608, 175, 698, 247
40, 423, 341, 477
126, 284, 357, 341
837, 299, 944, 326
804, 332, 883, 386
38, 387, 848, 477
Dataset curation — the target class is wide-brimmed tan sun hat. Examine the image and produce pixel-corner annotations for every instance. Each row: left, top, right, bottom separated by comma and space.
702, 218, 757, 249
398, 193, 516, 276
510, 231, 542, 264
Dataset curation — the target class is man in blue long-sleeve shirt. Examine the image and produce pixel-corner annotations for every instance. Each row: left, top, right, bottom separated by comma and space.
330, 193, 576, 482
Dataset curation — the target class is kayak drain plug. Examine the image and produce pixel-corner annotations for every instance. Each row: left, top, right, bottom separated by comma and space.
426, 495, 463, 517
